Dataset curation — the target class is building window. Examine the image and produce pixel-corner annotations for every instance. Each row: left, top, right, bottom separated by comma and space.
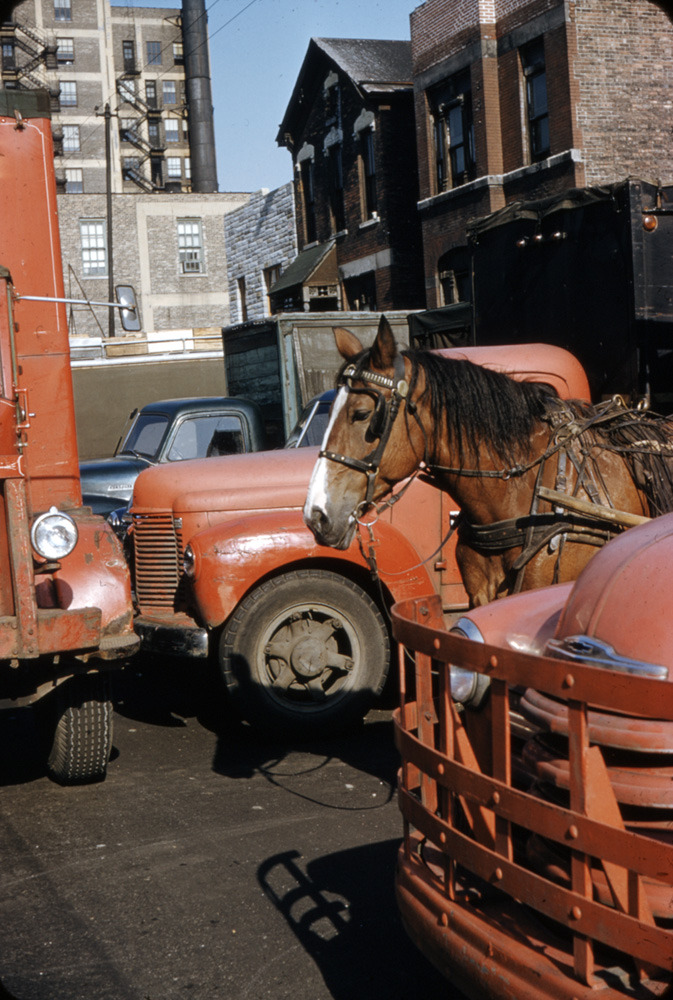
166, 156, 181, 178
151, 158, 163, 187
122, 40, 135, 73
359, 129, 377, 219
145, 80, 157, 109
118, 78, 135, 104
54, 0, 71, 21
123, 157, 140, 179
120, 117, 137, 142
148, 121, 161, 148
328, 144, 346, 233
59, 80, 77, 107
162, 80, 177, 105
184, 157, 191, 180
177, 219, 204, 274
299, 159, 316, 244
62, 124, 80, 151
65, 168, 82, 193
237, 277, 248, 322
438, 247, 471, 306
521, 37, 550, 162
2, 41, 15, 71
164, 118, 179, 143
344, 272, 376, 312
146, 41, 162, 66
80, 220, 107, 277
57, 38, 74, 64
173, 42, 184, 65
430, 70, 475, 192
263, 264, 281, 315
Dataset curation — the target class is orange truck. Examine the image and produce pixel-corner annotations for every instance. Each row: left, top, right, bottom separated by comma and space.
0, 91, 137, 783
392, 511, 673, 998
129, 341, 590, 735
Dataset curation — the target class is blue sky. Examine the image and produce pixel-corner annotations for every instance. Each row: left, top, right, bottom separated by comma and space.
112, 0, 417, 193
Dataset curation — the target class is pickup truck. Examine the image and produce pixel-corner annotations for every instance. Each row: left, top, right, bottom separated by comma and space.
79, 396, 267, 517
127, 342, 591, 736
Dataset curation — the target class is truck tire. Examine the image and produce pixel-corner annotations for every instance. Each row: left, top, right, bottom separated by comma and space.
220, 569, 390, 736
36, 674, 113, 785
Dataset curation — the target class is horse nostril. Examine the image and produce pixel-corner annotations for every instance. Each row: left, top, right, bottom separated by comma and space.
309, 506, 329, 535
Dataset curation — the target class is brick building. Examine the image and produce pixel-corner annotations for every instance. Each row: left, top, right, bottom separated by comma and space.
411, 0, 673, 309
276, 37, 425, 313
223, 184, 298, 322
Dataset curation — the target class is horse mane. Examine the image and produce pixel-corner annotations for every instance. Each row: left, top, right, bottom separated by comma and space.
406, 349, 561, 468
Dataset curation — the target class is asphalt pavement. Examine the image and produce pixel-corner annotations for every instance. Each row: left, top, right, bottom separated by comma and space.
0, 657, 451, 1000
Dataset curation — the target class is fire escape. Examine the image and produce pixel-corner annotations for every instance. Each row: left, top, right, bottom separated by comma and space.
0, 20, 59, 100
117, 45, 165, 193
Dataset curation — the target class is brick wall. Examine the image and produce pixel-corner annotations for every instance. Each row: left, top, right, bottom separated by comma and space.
571, 0, 673, 185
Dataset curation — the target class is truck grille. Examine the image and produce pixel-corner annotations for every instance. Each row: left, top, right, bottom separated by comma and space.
133, 512, 182, 609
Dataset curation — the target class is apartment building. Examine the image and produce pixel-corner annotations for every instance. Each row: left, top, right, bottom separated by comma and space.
1, 0, 252, 339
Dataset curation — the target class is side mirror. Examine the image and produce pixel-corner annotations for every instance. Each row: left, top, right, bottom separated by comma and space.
116, 285, 141, 332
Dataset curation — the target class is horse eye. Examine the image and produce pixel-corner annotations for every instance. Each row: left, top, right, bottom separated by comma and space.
352, 409, 371, 423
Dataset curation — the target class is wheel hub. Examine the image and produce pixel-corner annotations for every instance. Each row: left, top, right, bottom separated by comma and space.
290, 635, 329, 679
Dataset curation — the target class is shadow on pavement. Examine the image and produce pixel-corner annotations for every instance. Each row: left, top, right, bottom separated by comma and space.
258, 840, 450, 999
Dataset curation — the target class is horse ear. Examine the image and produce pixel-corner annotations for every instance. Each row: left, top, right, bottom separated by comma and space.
369, 315, 397, 371
334, 327, 364, 362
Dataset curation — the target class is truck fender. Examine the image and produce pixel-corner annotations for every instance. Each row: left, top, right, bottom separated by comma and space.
50, 509, 135, 636
186, 508, 437, 629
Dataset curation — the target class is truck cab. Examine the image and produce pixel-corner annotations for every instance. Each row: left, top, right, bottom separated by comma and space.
0, 92, 137, 783
80, 395, 267, 516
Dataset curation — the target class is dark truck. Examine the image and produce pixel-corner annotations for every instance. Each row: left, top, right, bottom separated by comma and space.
414, 178, 673, 410
79, 396, 267, 517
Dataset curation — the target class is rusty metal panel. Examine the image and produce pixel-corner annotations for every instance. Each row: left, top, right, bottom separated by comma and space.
392, 593, 673, 998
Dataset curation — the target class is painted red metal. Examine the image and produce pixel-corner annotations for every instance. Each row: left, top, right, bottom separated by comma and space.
392, 517, 673, 997
0, 102, 136, 715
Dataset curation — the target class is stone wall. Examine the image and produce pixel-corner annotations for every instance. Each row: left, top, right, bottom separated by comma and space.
223, 184, 297, 321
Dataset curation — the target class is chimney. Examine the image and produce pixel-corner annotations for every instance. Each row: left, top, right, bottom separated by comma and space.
182, 0, 218, 192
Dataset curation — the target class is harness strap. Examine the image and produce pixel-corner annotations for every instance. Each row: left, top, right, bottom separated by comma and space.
462, 512, 620, 566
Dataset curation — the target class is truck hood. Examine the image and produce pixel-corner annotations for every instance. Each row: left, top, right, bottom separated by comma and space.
80, 455, 150, 502
553, 513, 673, 673
132, 447, 318, 513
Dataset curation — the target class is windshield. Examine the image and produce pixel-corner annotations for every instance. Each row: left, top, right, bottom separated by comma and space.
285, 395, 335, 448
119, 412, 170, 460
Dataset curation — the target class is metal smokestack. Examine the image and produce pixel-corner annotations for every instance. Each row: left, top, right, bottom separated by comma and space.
182, 0, 218, 192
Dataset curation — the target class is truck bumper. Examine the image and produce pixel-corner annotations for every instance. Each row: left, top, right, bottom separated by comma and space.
135, 613, 209, 658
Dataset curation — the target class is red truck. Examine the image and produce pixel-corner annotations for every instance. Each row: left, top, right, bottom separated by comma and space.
129, 341, 590, 734
392, 510, 673, 998
0, 91, 137, 783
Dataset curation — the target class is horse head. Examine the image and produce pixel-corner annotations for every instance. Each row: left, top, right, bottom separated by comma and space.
303, 315, 423, 549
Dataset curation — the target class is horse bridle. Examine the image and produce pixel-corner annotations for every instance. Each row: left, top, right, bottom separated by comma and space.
319, 353, 411, 509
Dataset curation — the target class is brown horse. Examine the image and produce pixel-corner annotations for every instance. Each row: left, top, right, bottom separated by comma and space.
304, 316, 673, 607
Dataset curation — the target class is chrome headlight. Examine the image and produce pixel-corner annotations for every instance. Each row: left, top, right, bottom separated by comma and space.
183, 544, 196, 578
31, 506, 78, 560
449, 617, 490, 708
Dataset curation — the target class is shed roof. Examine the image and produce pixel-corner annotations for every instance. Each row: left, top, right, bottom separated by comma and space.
270, 241, 336, 295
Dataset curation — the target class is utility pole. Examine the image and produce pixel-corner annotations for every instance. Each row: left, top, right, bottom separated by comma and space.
97, 103, 115, 338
